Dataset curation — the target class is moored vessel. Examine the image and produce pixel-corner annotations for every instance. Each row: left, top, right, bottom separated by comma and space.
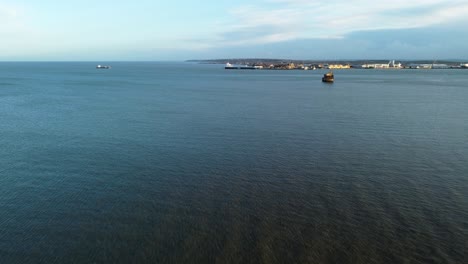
322, 71, 334, 83
225, 63, 239, 69
225, 63, 263, 70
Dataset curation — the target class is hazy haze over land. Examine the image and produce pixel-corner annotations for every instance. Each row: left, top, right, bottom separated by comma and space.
1, 0, 468, 60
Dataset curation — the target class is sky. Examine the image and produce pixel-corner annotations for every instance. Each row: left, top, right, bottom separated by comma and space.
1, 0, 468, 61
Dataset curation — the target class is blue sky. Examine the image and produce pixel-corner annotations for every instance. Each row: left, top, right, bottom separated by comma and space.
1, 0, 468, 60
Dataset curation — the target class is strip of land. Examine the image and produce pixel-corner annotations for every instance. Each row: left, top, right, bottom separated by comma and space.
188, 59, 468, 70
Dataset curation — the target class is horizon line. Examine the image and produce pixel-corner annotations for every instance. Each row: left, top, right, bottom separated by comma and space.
1, 58, 467, 62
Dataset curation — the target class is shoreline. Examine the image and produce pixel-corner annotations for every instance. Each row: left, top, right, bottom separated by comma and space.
191, 59, 468, 70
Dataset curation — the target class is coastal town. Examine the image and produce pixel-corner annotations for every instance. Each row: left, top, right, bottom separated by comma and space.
190, 59, 468, 70
223, 60, 468, 70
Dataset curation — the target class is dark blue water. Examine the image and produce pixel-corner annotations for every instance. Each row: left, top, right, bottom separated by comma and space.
0, 62, 467, 263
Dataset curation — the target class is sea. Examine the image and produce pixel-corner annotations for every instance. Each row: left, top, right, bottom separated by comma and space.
0, 62, 467, 263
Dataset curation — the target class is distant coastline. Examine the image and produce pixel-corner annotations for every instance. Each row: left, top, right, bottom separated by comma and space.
188, 59, 468, 70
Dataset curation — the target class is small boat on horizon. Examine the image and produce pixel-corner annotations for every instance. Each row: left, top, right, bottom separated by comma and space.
322, 71, 334, 83
225, 62, 238, 69
96, 65, 111, 69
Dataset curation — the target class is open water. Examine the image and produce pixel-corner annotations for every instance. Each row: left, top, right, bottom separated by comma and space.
0, 62, 467, 263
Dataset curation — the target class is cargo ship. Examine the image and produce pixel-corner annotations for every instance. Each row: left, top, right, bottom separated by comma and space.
225, 63, 238, 69
96, 65, 111, 69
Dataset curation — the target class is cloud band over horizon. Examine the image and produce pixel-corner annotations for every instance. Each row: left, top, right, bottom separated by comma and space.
1, 0, 467, 60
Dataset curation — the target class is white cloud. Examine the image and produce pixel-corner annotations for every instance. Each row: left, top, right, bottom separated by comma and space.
207, 0, 468, 47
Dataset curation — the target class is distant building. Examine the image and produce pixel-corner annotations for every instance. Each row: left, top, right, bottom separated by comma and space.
389, 60, 402, 68
328, 64, 351, 69
431, 64, 449, 69
362, 60, 402, 69
286, 63, 295, 70
406, 64, 421, 69
419, 64, 433, 69
362, 63, 389, 69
